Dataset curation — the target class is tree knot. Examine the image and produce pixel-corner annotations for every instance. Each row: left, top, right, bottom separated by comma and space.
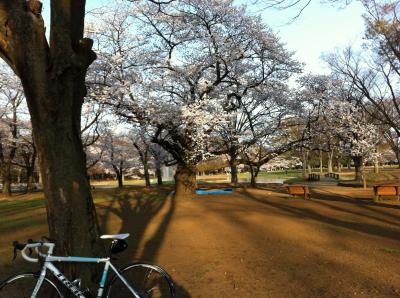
26, 0, 43, 16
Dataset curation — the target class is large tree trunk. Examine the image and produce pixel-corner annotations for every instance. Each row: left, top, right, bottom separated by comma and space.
156, 166, 163, 186
374, 157, 380, 174
229, 155, 238, 184
230, 163, 238, 184
250, 166, 260, 188
353, 156, 364, 182
327, 151, 334, 173
319, 150, 323, 174
302, 151, 308, 178
34, 114, 104, 283
396, 151, 400, 169
26, 170, 35, 193
25, 147, 37, 193
116, 171, 123, 189
144, 162, 151, 187
26, 155, 37, 193
337, 162, 342, 173
2, 164, 12, 196
0, 1, 104, 289
33, 116, 104, 288
174, 164, 197, 199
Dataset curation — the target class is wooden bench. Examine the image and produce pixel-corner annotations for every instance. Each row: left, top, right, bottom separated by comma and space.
287, 185, 310, 199
308, 174, 320, 181
373, 185, 400, 201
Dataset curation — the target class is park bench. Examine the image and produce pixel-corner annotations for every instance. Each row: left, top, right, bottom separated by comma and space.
325, 172, 340, 179
373, 185, 400, 201
308, 173, 320, 181
286, 185, 310, 199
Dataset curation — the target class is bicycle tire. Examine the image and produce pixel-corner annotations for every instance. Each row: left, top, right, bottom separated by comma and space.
0, 272, 63, 298
106, 262, 175, 298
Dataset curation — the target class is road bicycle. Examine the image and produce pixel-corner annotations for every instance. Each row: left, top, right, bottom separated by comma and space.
0, 234, 175, 297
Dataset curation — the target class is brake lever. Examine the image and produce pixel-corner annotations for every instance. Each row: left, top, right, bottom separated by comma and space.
27, 239, 34, 255
12, 245, 18, 261
12, 241, 25, 261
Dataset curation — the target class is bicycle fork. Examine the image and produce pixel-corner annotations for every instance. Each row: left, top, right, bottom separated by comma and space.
31, 266, 47, 298
33, 262, 86, 298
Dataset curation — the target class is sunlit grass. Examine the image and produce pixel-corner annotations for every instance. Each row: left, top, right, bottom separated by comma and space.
381, 247, 400, 254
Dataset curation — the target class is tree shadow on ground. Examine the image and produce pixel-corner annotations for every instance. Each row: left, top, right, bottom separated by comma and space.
241, 188, 400, 242
198, 195, 397, 297
253, 183, 400, 217
309, 188, 400, 223
96, 187, 191, 297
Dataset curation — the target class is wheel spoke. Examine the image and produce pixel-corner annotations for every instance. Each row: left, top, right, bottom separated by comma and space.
106, 263, 174, 297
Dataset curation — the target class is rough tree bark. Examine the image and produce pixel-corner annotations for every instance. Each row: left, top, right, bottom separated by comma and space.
174, 164, 197, 199
353, 156, 364, 181
1, 96, 18, 196
133, 143, 151, 187
155, 166, 163, 185
26, 169, 35, 192
228, 153, 239, 184
143, 161, 151, 187
327, 151, 334, 173
230, 162, 238, 184
24, 147, 37, 193
319, 150, 323, 174
374, 158, 380, 174
1, 165, 12, 196
113, 163, 124, 189
0, 0, 104, 288
302, 151, 308, 178
337, 162, 342, 173
249, 165, 260, 188
149, 146, 164, 186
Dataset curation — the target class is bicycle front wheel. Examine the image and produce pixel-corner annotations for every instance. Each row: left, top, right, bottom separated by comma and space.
0, 272, 62, 298
106, 262, 175, 298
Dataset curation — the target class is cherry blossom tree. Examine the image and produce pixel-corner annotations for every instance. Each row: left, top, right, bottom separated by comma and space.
81, 99, 108, 171
149, 143, 168, 185
101, 130, 138, 188
89, 0, 302, 197
297, 74, 343, 174
261, 156, 302, 171
384, 128, 400, 167
130, 125, 153, 187
241, 116, 307, 187
325, 1, 400, 143
13, 121, 37, 193
213, 80, 301, 184
0, 67, 25, 196
322, 97, 381, 180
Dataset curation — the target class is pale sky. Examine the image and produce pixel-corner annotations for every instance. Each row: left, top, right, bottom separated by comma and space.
42, 0, 367, 74
253, 1, 366, 74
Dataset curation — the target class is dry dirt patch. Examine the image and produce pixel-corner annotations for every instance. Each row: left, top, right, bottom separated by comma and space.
0, 185, 399, 297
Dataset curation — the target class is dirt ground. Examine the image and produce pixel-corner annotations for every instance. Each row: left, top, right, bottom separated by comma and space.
1, 184, 400, 297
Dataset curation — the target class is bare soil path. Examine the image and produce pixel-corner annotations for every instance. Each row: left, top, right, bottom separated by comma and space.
1, 185, 400, 297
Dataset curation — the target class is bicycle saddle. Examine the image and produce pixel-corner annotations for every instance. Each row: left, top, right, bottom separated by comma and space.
100, 233, 130, 240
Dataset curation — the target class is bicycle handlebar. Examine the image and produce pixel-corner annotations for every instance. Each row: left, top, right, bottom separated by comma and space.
12, 239, 56, 263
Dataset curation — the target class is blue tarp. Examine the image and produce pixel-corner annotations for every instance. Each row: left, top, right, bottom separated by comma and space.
195, 188, 234, 195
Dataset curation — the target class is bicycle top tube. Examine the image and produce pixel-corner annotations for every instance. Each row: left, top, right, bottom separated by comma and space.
20, 242, 109, 264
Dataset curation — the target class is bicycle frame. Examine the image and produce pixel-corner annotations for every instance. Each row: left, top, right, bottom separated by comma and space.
32, 255, 141, 298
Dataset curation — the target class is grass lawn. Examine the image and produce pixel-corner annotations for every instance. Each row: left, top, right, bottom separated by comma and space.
0, 184, 400, 297
256, 169, 303, 178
